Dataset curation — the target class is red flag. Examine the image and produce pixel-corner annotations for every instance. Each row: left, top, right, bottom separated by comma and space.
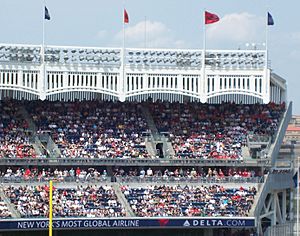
205, 11, 219, 24
124, 9, 129, 24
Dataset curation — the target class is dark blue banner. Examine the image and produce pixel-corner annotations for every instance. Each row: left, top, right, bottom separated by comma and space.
0, 218, 255, 231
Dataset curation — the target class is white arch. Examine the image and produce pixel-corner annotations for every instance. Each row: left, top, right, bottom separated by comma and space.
125, 89, 201, 100
207, 90, 263, 100
0, 87, 39, 96
46, 88, 118, 98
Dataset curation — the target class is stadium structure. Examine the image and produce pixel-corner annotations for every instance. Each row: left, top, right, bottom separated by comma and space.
0, 43, 296, 236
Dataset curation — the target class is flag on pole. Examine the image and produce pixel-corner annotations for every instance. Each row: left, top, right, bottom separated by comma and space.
205, 11, 219, 24
45, 6, 51, 20
267, 12, 274, 26
124, 9, 129, 24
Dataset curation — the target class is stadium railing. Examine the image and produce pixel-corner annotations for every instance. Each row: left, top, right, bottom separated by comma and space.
0, 175, 264, 184
0, 157, 270, 166
0, 176, 110, 183
116, 176, 264, 184
270, 101, 292, 166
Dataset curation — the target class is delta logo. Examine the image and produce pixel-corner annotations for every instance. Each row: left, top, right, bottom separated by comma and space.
183, 220, 191, 227
158, 219, 169, 226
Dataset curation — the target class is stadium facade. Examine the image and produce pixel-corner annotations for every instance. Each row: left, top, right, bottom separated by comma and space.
0, 43, 295, 236
0, 43, 286, 103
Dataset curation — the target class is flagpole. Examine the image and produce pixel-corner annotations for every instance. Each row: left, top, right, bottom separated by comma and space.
265, 12, 269, 99
49, 180, 53, 236
297, 157, 299, 236
202, 10, 206, 103
122, 8, 125, 55
265, 13, 268, 64
144, 16, 147, 48
203, 10, 206, 52
121, 4, 126, 102
42, 0, 46, 100
42, 2, 45, 51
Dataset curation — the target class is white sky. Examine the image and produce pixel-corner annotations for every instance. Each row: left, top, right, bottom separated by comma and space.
0, 0, 299, 113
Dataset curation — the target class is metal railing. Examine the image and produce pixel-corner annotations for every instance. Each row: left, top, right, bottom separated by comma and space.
0, 176, 110, 183
270, 102, 292, 166
0, 157, 271, 166
116, 176, 264, 184
0, 175, 264, 184
254, 173, 271, 217
248, 134, 271, 144
265, 220, 296, 236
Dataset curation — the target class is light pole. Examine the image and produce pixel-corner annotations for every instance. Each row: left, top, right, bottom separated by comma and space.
297, 156, 299, 234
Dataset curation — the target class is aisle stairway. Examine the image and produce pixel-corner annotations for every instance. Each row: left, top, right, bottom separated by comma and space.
17, 105, 44, 157
141, 104, 175, 158
19, 105, 61, 158
112, 184, 135, 217
0, 189, 21, 218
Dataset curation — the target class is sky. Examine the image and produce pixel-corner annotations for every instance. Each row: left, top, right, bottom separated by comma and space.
0, 0, 299, 114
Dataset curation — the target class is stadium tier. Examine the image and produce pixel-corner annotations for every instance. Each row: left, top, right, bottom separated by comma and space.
149, 102, 284, 159
0, 44, 294, 236
0, 100, 285, 160
122, 185, 257, 217
4, 185, 125, 218
27, 101, 150, 159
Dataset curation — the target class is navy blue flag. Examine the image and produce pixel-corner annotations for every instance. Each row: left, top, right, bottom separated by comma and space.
293, 171, 298, 188
45, 6, 51, 20
267, 12, 274, 26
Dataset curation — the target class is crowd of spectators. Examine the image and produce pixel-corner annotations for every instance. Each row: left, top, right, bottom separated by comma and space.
4, 185, 125, 218
149, 102, 285, 159
28, 101, 150, 159
0, 100, 284, 222
0, 197, 12, 218
0, 166, 263, 183
114, 167, 262, 183
0, 167, 109, 182
122, 184, 257, 217
0, 100, 284, 160
0, 100, 36, 159
114, 167, 259, 178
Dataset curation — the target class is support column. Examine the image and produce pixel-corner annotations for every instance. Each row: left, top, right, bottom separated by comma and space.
200, 69, 207, 103
249, 75, 255, 94
63, 72, 68, 88
215, 75, 220, 93
177, 74, 183, 91
272, 192, 277, 226
119, 48, 126, 102
143, 73, 148, 90
263, 68, 270, 103
200, 50, 206, 103
39, 43, 47, 101
282, 189, 287, 223
17, 70, 23, 87
39, 65, 46, 100
290, 188, 294, 220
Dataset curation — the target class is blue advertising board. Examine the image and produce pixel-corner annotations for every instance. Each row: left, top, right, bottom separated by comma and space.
0, 217, 256, 231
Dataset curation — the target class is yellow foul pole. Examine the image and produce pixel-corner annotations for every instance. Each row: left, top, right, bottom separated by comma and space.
49, 180, 53, 236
